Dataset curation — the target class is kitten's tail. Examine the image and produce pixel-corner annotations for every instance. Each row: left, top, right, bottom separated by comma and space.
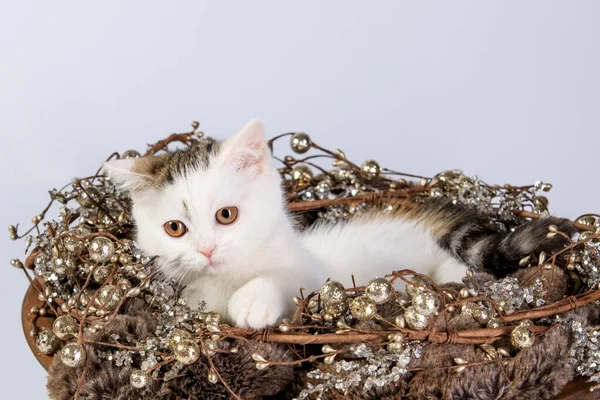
406, 199, 577, 276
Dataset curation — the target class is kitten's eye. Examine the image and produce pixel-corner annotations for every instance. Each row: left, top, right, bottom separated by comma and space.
164, 220, 188, 237
215, 206, 238, 225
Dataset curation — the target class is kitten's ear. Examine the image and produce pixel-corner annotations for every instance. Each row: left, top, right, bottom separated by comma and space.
102, 157, 159, 194
221, 119, 269, 174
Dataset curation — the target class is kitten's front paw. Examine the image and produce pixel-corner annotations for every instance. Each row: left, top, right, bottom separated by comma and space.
228, 277, 284, 329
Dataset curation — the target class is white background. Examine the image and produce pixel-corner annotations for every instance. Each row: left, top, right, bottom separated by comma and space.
1, 2, 598, 398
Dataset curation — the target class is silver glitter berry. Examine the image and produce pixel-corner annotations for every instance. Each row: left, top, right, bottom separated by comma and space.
510, 323, 535, 349
403, 306, 429, 330
366, 278, 394, 304
61, 343, 86, 367
411, 291, 439, 316
36, 331, 59, 355
88, 236, 115, 263
130, 369, 150, 388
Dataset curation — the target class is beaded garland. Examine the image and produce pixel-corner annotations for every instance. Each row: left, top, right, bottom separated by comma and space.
9, 122, 600, 398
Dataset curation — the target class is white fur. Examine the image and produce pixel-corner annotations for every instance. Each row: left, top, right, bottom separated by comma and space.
104, 120, 467, 329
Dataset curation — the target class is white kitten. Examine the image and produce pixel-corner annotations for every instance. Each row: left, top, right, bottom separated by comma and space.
104, 120, 566, 329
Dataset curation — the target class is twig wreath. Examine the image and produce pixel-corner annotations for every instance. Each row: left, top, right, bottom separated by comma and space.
11, 123, 600, 399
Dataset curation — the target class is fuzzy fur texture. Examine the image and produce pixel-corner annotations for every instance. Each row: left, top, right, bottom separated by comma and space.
47, 300, 295, 400
47, 267, 596, 400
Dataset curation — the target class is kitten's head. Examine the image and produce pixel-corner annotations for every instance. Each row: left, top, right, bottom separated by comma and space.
103, 120, 286, 280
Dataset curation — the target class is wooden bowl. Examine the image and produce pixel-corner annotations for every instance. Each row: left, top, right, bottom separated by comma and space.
20, 284, 598, 399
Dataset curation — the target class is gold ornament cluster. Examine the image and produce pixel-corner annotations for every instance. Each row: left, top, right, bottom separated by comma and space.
9, 123, 600, 398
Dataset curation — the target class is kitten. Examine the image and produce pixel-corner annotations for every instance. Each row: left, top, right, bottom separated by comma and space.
103, 120, 574, 329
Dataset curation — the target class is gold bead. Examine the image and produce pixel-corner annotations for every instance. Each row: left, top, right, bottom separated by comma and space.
60, 343, 86, 367
388, 333, 404, 343
459, 288, 470, 299
349, 295, 377, 321
252, 353, 267, 363
332, 162, 353, 182
387, 342, 403, 353
10, 259, 24, 269
411, 291, 440, 316
472, 306, 491, 325
320, 281, 348, 316
403, 306, 429, 330
130, 369, 150, 388
88, 236, 115, 263
290, 165, 313, 183
284, 155, 295, 166
168, 329, 192, 351
93, 266, 110, 284
36, 331, 59, 355
360, 160, 381, 181
538, 251, 547, 265
136, 271, 148, 280
63, 225, 91, 253
336, 320, 351, 330
519, 256, 531, 267
53, 315, 78, 339
334, 149, 347, 160
510, 323, 535, 349
174, 340, 200, 364
255, 362, 269, 370
497, 347, 511, 358
394, 315, 406, 328
278, 319, 291, 332
322, 345, 336, 354
95, 285, 123, 310
8, 225, 16, 234
207, 369, 218, 384
290, 132, 312, 154
52, 256, 76, 275
324, 355, 336, 364
366, 277, 394, 304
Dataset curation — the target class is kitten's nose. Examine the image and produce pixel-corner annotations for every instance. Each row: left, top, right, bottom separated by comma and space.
199, 244, 215, 259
